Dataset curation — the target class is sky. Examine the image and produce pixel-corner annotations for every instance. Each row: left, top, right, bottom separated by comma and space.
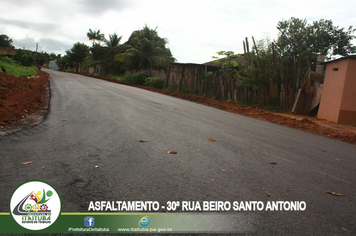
1, 0, 355, 64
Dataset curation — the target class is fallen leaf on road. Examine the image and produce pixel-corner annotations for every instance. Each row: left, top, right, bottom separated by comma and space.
208, 138, 216, 142
20, 161, 34, 165
83, 116, 88, 118
270, 162, 278, 165
62, 119, 67, 121
286, 189, 293, 192
335, 159, 341, 162
342, 227, 348, 232
139, 140, 149, 142
42, 166, 46, 169
326, 191, 343, 196
95, 165, 99, 168
165, 150, 177, 154
174, 108, 178, 110
267, 193, 271, 197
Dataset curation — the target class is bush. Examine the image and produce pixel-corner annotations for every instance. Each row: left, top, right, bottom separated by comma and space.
3, 57, 14, 64
144, 77, 164, 89
106, 74, 125, 81
124, 71, 148, 85
85, 72, 94, 76
0, 56, 37, 77
65, 69, 73, 73
13, 49, 35, 66
0, 54, 14, 64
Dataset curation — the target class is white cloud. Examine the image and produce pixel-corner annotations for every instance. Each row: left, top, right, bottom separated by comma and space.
76, 0, 131, 14
0, 0, 355, 63
0, 18, 59, 34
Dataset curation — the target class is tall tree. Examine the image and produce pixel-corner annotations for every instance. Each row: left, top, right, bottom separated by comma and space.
0, 34, 14, 48
88, 33, 125, 75
276, 17, 356, 61
87, 29, 104, 45
310, 19, 356, 56
276, 18, 309, 57
57, 55, 71, 70
66, 42, 89, 73
104, 33, 125, 74
117, 25, 175, 74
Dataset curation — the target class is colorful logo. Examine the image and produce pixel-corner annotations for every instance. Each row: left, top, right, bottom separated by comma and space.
84, 216, 95, 227
10, 180, 61, 230
138, 216, 150, 227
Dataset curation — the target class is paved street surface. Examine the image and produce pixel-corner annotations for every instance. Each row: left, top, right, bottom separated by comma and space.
1, 69, 355, 234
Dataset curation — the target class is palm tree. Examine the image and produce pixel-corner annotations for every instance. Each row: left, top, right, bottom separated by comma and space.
103, 33, 125, 74
117, 25, 175, 74
87, 29, 104, 45
104, 33, 122, 48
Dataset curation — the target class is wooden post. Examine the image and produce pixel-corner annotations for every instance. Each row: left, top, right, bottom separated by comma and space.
292, 89, 302, 113
272, 42, 277, 72
245, 37, 250, 53
292, 69, 311, 113
252, 36, 262, 70
280, 60, 284, 108
220, 74, 223, 99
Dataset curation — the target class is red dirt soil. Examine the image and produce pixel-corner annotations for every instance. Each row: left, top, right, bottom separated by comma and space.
1, 71, 355, 145
0, 71, 49, 129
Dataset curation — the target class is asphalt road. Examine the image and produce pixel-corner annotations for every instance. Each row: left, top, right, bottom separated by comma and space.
1, 69, 355, 234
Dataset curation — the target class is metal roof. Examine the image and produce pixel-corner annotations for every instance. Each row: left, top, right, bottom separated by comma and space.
326, 55, 356, 64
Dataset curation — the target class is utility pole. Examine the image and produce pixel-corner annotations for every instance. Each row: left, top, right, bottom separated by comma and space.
36, 43, 39, 69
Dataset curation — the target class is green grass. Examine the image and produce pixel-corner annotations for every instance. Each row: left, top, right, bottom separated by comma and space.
0, 60, 37, 77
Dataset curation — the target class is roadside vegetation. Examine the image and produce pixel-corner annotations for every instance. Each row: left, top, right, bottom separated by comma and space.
1, 22, 356, 143
59, 18, 355, 111
84, 70, 164, 90
0, 34, 61, 77
1, 17, 355, 110
0, 53, 37, 77
58, 25, 175, 90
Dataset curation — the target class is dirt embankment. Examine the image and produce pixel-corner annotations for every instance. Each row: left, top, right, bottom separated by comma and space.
1, 71, 355, 144
0, 71, 49, 129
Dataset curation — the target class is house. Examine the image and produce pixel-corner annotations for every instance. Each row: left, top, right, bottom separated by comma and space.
317, 56, 356, 124
49, 60, 59, 69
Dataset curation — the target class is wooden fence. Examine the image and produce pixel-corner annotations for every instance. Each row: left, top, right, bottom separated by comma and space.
158, 37, 326, 112
163, 55, 324, 112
